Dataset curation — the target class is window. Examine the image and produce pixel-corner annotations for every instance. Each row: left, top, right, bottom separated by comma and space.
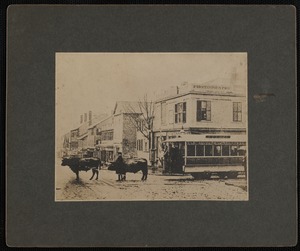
233, 102, 242, 122
197, 101, 211, 121
230, 145, 238, 156
137, 120, 141, 131
222, 145, 230, 156
145, 141, 148, 152
187, 145, 195, 156
214, 145, 222, 156
196, 145, 205, 156
137, 139, 144, 151
101, 131, 113, 140
175, 102, 186, 123
108, 151, 113, 161
205, 145, 213, 156
142, 120, 146, 131
137, 120, 146, 132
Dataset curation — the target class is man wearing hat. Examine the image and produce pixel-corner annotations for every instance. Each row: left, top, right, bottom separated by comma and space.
115, 152, 126, 181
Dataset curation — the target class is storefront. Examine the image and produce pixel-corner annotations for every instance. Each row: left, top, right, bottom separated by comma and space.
96, 142, 122, 163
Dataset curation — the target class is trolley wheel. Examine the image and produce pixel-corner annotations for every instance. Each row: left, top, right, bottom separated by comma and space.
202, 172, 212, 180
227, 172, 238, 179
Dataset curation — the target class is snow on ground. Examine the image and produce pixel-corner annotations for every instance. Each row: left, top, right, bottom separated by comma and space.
55, 161, 248, 201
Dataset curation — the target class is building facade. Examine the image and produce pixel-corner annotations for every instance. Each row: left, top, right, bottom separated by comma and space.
95, 101, 140, 162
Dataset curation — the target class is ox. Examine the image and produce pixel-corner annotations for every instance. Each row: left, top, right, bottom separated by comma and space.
61, 157, 101, 181
108, 158, 148, 181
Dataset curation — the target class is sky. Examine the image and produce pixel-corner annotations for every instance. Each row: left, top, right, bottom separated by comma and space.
55, 53, 247, 142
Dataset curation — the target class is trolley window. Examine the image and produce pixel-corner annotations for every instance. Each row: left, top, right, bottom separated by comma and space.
205, 145, 213, 156
230, 145, 238, 156
187, 145, 195, 156
196, 145, 204, 156
214, 145, 222, 156
222, 145, 230, 156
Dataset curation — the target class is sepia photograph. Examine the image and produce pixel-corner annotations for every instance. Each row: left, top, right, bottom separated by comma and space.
55, 53, 248, 201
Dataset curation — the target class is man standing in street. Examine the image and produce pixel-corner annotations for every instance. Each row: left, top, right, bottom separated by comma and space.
115, 152, 126, 181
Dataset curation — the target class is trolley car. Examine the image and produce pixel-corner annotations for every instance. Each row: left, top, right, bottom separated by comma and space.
163, 134, 247, 179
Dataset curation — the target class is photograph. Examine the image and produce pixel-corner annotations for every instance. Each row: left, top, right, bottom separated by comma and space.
7, 5, 296, 247
55, 52, 248, 201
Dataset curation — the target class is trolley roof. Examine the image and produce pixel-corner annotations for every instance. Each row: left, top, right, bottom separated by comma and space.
163, 134, 246, 143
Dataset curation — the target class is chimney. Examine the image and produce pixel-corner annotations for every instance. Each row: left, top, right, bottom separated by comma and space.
88, 111, 92, 126
80, 115, 83, 124
84, 113, 87, 122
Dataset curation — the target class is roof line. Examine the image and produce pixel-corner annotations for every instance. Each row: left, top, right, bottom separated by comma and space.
155, 91, 245, 103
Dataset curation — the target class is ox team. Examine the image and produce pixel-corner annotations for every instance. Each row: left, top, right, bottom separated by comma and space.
61, 152, 148, 181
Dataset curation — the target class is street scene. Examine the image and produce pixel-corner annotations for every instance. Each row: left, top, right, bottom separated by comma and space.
55, 53, 248, 201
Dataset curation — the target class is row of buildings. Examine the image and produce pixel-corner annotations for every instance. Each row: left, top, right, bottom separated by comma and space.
61, 79, 247, 166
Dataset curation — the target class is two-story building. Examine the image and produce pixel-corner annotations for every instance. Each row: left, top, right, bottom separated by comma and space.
95, 101, 141, 162
153, 80, 247, 162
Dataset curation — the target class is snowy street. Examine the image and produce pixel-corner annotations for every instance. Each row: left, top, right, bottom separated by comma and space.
55, 161, 248, 201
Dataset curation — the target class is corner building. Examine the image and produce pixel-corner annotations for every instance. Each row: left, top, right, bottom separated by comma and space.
153, 81, 247, 162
